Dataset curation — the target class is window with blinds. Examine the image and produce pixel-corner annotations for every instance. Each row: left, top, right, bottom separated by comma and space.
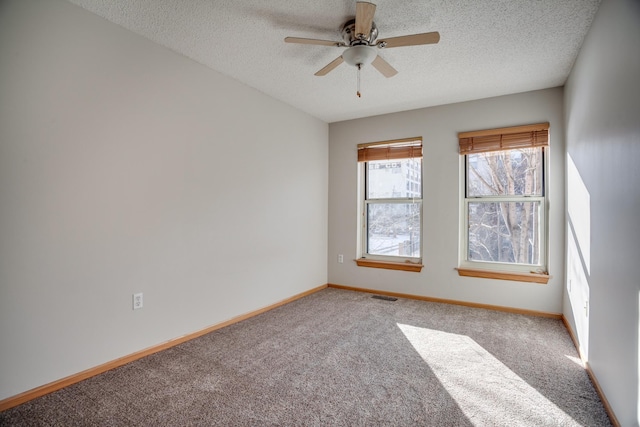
458, 123, 549, 277
357, 138, 423, 270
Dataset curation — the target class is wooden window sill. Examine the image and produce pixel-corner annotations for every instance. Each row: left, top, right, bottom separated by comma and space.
356, 259, 423, 272
456, 268, 550, 284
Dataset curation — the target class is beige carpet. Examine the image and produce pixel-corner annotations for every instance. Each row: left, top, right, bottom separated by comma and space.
0, 288, 611, 426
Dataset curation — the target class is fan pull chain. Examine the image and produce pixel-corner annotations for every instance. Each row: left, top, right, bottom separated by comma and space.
357, 64, 362, 97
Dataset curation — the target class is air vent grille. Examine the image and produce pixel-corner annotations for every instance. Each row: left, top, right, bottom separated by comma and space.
371, 295, 398, 301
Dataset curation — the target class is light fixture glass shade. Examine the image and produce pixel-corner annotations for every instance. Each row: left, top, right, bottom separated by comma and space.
342, 45, 376, 67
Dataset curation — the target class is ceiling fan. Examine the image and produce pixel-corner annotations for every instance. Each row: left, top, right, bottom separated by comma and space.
284, 1, 440, 97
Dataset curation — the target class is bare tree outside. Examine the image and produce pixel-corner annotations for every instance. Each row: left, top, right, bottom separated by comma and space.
467, 147, 543, 265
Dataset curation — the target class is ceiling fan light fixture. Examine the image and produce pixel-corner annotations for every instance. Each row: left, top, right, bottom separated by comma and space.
342, 45, 377, 67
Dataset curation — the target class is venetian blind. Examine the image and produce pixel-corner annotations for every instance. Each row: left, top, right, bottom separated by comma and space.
357, 137, 422, 162
458, 123, 549, 155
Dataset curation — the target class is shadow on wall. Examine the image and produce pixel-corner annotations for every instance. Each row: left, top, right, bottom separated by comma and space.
566, 154, 591, 360
567, 151, 640, 424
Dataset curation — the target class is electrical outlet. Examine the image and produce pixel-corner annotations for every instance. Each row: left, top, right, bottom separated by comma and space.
338, 254, 344, 263
133, 293, 143, 310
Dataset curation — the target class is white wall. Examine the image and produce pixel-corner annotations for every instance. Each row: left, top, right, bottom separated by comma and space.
328, 88, 565, 314
0, 0, 328, 401
563, 0, 640, 424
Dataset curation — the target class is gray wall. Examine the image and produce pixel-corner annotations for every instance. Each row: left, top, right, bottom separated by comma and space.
328, 87, 565, 314
563, 0, 640, 424
0, 0, 328, 400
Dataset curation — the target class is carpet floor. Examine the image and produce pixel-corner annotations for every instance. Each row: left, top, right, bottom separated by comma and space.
0, 288, 611, 426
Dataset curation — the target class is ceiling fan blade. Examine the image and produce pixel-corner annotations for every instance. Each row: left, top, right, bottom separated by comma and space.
372, 55, 398, 78
377, 32, 440, 48
355, 2, 376, 39
315, 56, 344, 76
284, 37, 344, 47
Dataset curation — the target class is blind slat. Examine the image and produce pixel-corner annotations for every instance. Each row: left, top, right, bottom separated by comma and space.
458, 124, 549, 155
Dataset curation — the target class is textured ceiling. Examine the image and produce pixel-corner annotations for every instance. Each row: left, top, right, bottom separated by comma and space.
65, 0, 601, 123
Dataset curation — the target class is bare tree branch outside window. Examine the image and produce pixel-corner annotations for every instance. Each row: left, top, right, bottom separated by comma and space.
467, 148, 542, 265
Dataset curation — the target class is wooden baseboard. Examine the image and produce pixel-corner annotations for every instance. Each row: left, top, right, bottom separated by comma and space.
561, 316, 620, 427
583, 361, 620, 427
0, 284, 328, 412
328, 283, 562, 319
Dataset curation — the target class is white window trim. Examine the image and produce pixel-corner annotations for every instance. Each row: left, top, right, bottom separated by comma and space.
458, 148, 549, 275
358, 161, 423, 265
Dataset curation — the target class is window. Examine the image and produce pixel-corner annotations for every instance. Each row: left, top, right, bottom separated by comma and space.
356, 138, 423, 272
458, 124, 549, 283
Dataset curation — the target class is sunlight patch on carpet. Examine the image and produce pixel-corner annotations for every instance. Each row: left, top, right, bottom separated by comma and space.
565, 354, 584, 367
397, 323, 578, 426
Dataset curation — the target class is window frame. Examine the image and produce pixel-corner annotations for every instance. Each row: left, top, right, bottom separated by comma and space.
457, 124, 550, 281
356, 138, 423, 271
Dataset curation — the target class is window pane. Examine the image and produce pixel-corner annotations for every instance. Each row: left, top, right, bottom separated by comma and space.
367, 158, 421, 199
367, 203, 421, 257
467, 148, 542, 197
468, 201, 540, 265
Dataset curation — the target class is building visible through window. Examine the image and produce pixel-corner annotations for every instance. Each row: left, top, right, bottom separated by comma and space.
357, 138, 423, 270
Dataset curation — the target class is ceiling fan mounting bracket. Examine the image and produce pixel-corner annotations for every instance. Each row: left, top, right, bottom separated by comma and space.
341, 19, 378, 46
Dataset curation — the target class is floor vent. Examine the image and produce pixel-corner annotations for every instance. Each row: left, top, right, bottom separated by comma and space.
372, 295, 398, 302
